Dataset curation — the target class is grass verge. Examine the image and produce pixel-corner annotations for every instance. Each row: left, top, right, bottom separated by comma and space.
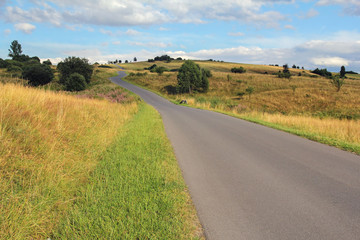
52, 103, 203, 239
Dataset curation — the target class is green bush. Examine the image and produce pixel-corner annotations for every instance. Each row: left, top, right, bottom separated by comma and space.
231, 67, 246, 73
57, 57, 93, 84
22, 64, 54, 86
65, 73, 87, 91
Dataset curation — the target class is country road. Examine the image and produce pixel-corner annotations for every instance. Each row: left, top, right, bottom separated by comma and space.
111, 71, 360, 240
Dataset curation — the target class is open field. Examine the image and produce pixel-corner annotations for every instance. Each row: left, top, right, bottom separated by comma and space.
120, 60, 360, 154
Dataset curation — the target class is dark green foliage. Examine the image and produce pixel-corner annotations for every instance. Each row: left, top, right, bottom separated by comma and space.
231, 67, 246, 73
6, 65, 22, 73
340, 66, 346, 78
125, 60, 128, 63
0, 58, 7, 68
177, 60, 201, 93
8, 40, 22, 58
176, 57, 183, 60
133, 57, 137, 62
345, 71, 358, 74
148, 59, 155, 62
201, 68, 210, 92
42, 59, 52, 66
22, 63, 54, 86
311, 68, 332, 78
155, 66, 167, 75
246, 86, 255, 99
65, 73, 87, 91
146, 64, 157, 71
57, 57, 93, 84
154, 55, 173, 62
330, 75, 344, 92
277, 64, 291, 78
98, 65, 112, 68
292, 64, 297, 69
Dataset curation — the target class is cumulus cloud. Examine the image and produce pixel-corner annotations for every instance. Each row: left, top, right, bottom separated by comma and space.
128, 41, 172, 48
299, 8, 319, 19
311, 57, 349, 67
284, 24, 296, 30
317, 0, 360, 16
15, 23, 36, 34
4, 0, 287, 28
3, 29, 11, 35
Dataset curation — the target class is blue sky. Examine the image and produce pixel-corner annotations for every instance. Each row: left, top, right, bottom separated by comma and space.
0, 0, 359, 71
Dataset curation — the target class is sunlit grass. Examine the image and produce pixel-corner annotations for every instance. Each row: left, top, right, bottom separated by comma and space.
0, 83, 138, 239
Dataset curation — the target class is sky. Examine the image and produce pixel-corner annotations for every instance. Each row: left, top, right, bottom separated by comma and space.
0, 0, 359, 72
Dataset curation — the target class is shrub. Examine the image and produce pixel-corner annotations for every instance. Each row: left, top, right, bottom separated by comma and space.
0, 58, 7, 68
177, 60, 210, 93
231, 67, 246, 73
57, 57, 93, 84
311, 68, 332, 78
22, 64, 54, 86
42, 59, 52, 66
65, 73, 87, 91
330, 75, 344, 92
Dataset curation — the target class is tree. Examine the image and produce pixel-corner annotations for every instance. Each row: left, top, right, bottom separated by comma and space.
65, 73, 87, 91
177, 60, 201, 94
125, 60, 128, 63
42, 59, 52, 66
277, 64, 291, 78
8, 40, 22, 58
134, 57, 137, 62
57, 57, 93, 84
22, 63, 54, 86
331, 75, 344, 92
155, 66, 166, 75
340, 66, 346, 78
231, 67, 246, 73
0, 58, 7, 68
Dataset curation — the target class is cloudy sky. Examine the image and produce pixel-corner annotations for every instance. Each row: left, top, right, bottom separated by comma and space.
0, 0, 359, 71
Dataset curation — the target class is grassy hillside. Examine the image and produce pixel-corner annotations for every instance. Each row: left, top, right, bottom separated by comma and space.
0, 83, 138, 238
120, 60, 360, 154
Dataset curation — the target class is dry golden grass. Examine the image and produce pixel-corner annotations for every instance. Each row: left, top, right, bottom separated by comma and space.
0, 83, 138, 239
123, 60, 360, 153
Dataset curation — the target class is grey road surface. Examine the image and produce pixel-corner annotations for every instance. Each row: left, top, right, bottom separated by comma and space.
111, 71, 360, 240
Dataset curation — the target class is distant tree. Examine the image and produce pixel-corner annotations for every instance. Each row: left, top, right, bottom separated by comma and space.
292, 64, 297, 69
277, 64, 291, 78
176, 57, 183, 60
57, 57, 93, 84
42, 59, 52, 66
119, 60, 122, 63
125, 60, 128, 63
331, 75, 344, 92
65, 73, 87, 91
22, 63, 54, 86
177, 60, 202, 94
134, 57, 137, 62
8, 40, 22, 59
340, 66, 346, 78
155, 66, 166, 75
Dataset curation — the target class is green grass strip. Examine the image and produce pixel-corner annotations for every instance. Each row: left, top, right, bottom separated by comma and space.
52, 103, 202, 239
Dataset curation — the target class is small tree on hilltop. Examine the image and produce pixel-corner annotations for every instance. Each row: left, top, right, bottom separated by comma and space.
246, 86, 254, 100
8, 40, 22, 59
340, 66, 346, 78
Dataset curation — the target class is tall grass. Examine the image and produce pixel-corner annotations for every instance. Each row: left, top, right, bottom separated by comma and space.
0, 83, 138, 239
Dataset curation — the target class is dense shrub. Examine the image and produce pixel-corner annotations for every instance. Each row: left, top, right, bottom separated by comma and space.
57, 57, 93, 84
42, 59, 52, 66
231, 67, 246, 73
22, 64, 54, 86
311, 68, 332, 78
65, 73, 87, 91
0, 58, 7, 68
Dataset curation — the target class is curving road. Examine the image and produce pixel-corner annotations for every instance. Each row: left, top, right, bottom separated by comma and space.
111, 71, 360, 240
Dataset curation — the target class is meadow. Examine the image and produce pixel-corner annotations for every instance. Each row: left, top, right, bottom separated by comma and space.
0, 66, 202, 239
121, 60, 360, 154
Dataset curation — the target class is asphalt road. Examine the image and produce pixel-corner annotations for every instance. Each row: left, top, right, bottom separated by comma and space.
111, 71, 360, 240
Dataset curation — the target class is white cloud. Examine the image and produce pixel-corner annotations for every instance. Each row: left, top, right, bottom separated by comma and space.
311, 57, 349, 67
128, 41, 172, 48
316, 0, 360, 15
5, 0, 287, 28
112, 41, 121, 45
14, 23, 36, 34
228, 32, 245, 37
159, 27, 169, 31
